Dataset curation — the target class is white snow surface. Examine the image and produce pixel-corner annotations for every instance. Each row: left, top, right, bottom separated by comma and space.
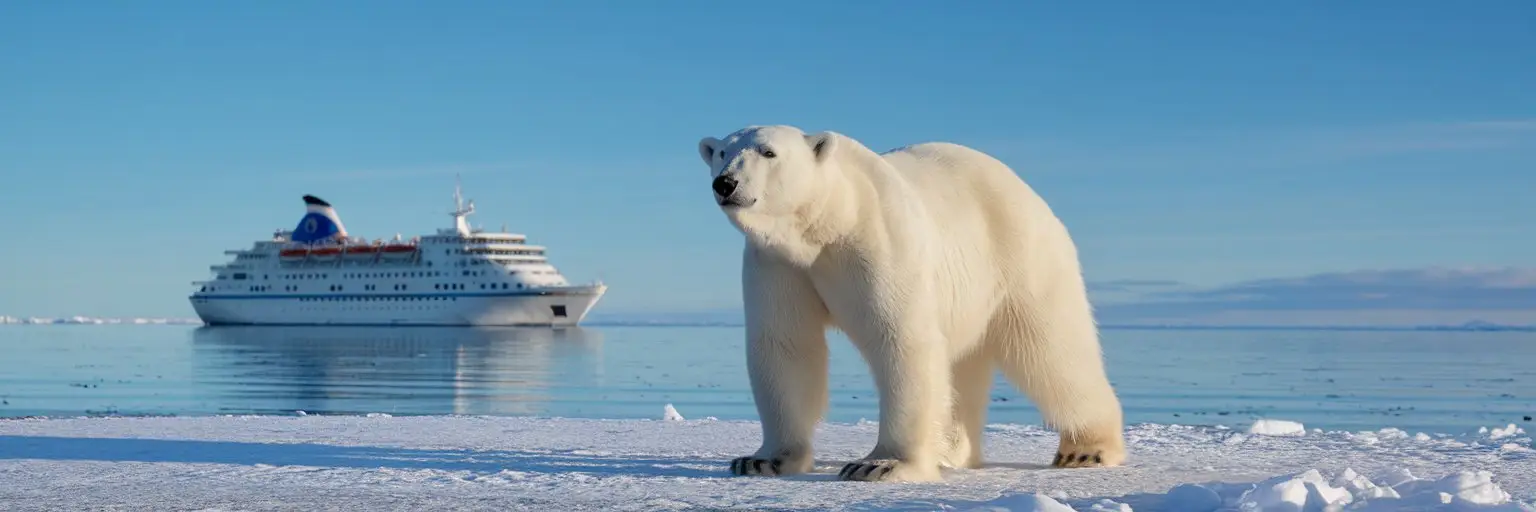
0, 414, 1532, 511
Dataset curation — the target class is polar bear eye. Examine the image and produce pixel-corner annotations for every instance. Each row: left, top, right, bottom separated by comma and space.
759, 147, 776, 158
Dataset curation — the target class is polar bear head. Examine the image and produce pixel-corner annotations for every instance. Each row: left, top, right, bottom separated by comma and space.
697, 124, 840, 214
697, 124, 851, 265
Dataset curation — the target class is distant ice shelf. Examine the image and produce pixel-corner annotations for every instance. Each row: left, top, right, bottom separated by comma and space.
0, 316, 203, 325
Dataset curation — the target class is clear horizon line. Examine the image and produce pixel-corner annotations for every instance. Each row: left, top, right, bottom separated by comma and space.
2, 314, 1530, 332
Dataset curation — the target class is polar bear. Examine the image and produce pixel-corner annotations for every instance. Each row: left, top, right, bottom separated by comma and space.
697, 125, 1126, 482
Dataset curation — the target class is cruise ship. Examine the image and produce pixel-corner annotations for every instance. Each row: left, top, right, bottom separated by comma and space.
189, 184, 607, 326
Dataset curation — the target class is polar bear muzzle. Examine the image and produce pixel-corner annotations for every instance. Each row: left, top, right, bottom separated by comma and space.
712, 174, 739, 200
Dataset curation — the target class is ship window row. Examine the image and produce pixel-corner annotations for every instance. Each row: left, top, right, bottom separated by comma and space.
468, 258, 544, 266
458, 249, 544, 256
430, 282, 525, 290
454, 259, 516, 267
216, 284, 425, 293
427, 236, 526, 244
213, 269, 543, 289
294, 305, 451, 312
284, 273, 331, 280
342, 271, 443, 279
300, 296, 457, 302
276, 272, 456, 280
430, 282, 522, 290
467, 237, 523, 244
198, 284, 299, 293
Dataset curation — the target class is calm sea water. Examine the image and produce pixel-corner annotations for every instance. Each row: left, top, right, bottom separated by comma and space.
0, 325, 1531, 435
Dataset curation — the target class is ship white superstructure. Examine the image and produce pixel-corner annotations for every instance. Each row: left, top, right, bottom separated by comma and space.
189, 183, 606, 326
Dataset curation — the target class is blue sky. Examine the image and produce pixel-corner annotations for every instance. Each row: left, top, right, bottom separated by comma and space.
1, 1, 1532, 325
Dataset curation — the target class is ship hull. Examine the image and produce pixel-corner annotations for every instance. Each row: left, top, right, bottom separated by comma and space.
190, 285, 606, 326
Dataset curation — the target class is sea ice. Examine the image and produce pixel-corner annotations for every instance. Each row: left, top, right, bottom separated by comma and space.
0, 415, 1530, 511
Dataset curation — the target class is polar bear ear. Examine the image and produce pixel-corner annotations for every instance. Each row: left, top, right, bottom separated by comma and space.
805, 132, 837, 164
698, 137, 722, 166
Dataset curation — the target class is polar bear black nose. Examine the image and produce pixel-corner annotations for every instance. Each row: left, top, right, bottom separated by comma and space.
712, 174, 738, 197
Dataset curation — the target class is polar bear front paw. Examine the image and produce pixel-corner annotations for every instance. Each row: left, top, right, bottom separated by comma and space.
730, 452, 812, 477
1051, 428, 1127, 468
1052, 450, 1108, 468
838, 459, 897, 481
837, 459, 940, 482
1051, 441, 1125, 468
730, 456, 786, 476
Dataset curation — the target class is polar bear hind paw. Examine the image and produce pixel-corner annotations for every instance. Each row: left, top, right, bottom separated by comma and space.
730, 456, 787, 476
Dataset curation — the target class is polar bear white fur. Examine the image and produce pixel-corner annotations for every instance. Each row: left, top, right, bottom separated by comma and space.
698, 125, 1126, 482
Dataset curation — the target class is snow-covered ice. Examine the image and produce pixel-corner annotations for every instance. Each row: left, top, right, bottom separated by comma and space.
0, 414, 1531, 511
1248, 419, 1308, 437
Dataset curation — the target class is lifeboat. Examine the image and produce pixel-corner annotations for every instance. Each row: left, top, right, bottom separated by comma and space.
379, 244, 417, 260
278, 247, 309, 262
379, 241, 418, 260
310, 245, 343, 261
343, 243, 379, 261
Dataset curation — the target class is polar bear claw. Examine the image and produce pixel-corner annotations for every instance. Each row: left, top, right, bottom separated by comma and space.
838, 460, 897, 482
730, 456, 783, 476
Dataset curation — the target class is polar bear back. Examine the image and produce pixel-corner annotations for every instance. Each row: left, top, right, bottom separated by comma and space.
817, 139, 1092, 351
874, 141, 1084, 291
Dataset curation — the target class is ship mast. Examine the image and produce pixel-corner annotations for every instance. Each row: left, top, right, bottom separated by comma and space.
451, 174, 476, 236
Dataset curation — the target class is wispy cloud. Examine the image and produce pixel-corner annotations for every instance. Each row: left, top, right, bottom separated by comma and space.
988, 118, 1536, 175
1305, 118, 1536, 158
1440, 119, 1536, 132
1091, 224, 1533, 245
1086, 279, 1186, 293
1092, 267, 1536, 326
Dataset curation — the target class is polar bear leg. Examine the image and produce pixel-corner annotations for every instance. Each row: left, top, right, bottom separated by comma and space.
838, 331, 951, 483
942, 347, 993, 469
989, 300, 1126, 468
730, 249, 831, 477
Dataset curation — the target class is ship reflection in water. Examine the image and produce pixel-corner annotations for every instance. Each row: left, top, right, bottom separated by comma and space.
190, 325, 605, 416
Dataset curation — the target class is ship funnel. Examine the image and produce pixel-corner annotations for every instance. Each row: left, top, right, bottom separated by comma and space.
291, 194, 349, 243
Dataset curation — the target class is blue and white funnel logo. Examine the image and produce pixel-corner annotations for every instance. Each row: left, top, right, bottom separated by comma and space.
291, 195, 347, 244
